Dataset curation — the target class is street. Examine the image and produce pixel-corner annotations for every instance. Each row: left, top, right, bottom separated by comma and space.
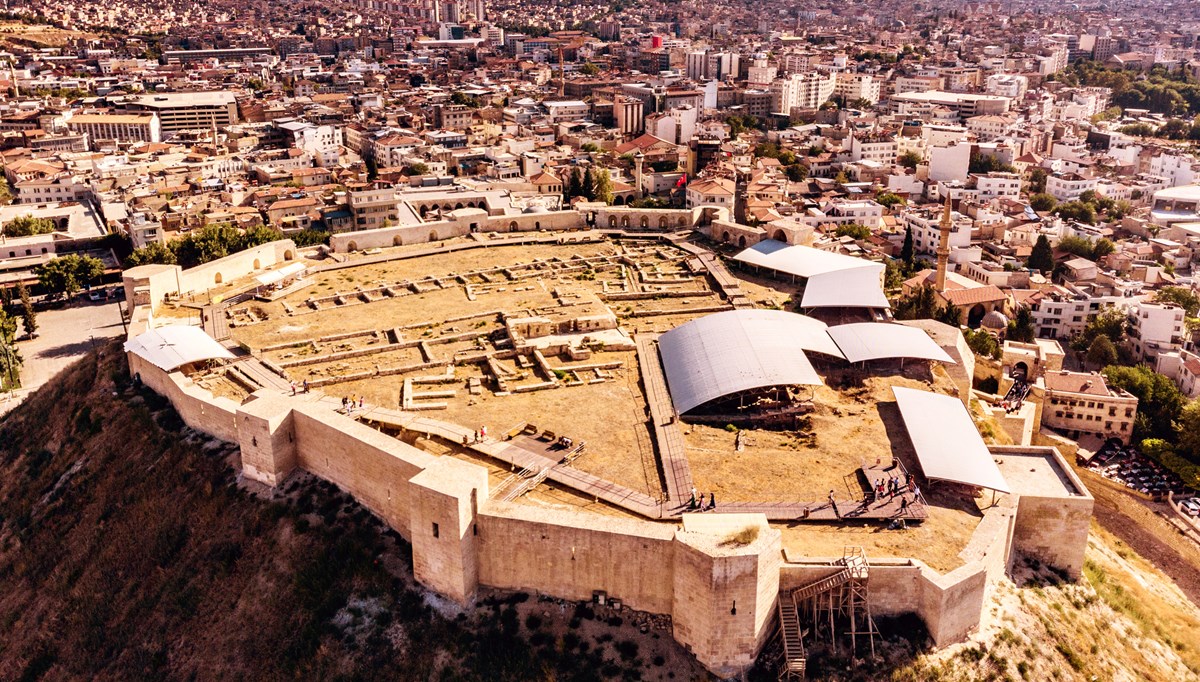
0, 298, 126, 417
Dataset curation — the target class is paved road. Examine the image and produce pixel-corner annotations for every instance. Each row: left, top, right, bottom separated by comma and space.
0, 298, 126, 417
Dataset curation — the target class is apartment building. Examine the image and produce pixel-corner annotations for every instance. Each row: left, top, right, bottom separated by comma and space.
348, 187, 401, 231
1127, 300, 1186, 362
1041, 370, 1138, 444
895, 206, 973, 256
1045, 172, 1097, 201
120, 91, 239, 135
834, 73, 881, 104
66, 113, 162, 147
769, 72, 836, 115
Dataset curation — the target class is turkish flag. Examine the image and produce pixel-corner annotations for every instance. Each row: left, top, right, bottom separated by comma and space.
675, 175, 688, 187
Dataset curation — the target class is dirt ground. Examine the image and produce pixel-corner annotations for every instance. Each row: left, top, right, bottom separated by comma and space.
222, 236, 991, 572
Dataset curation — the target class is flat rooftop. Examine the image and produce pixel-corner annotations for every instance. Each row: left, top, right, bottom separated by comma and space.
991, 448, 1088, 498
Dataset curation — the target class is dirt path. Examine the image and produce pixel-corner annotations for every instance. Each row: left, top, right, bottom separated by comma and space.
1079, 467, 1200, 606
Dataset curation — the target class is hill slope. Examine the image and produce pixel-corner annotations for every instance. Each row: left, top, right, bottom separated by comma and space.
1, 346, 1199, 682
0, 346, 705, 681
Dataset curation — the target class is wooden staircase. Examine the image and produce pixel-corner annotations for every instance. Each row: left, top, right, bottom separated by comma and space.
776, 598, 806, 680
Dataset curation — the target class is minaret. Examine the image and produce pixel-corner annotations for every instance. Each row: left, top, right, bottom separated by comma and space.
935, 194, 952, 292
633, 150, 645, 200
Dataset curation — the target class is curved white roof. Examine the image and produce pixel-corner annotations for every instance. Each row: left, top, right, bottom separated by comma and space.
658, 310, 831, 414
800, 266, 890, 309
734, 239, 881, 278
827, 323, 956, 364
124, 325, 234, 372
892, 387, 1010, 493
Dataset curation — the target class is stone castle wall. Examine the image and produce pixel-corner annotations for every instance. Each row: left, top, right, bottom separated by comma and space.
120, 240, 1093, 677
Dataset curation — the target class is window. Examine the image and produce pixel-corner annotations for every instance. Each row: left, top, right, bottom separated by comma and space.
432, 522, 440, 538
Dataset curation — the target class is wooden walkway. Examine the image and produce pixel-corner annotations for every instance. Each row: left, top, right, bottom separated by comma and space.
362, 407, 665, 517
635, 334, 693, 504
674, 241, 754, 309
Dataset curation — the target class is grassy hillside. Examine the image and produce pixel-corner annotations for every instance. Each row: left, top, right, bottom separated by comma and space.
0, 345, 704, 681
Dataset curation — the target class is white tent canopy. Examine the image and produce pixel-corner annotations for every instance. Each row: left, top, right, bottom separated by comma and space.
734, 240, 888, 309
827, 323, 956, 364
892, 386, 1010, 493
658, 310, 830, 414
800, 266, 890, 309
124, 325, 235, 372
255, 261, 307, 287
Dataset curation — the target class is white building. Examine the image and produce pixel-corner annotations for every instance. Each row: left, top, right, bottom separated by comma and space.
1127, 300, 1186, 362
769, 72, 836, 115
928, 143, 972, 183
835, 73, 881, 105
1046, 172, 1097, 202
896, 206, 973, 256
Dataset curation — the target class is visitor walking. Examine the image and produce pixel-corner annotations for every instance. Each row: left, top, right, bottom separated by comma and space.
687, 491, 696, 510
708, 492, 716, 511
358, 396, 364, 409
303, 379, 309, 393
290, 381, 296, 396
828, 489, 839, 518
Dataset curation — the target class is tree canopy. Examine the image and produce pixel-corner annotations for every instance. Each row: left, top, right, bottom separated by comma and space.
1026, 235, 1054, 272
3, 214, 56, 238
1103, 364, 1186, 443
35, 254, 104, 299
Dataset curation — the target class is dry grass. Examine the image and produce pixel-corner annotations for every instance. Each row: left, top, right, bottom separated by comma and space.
723, 525, 761, 547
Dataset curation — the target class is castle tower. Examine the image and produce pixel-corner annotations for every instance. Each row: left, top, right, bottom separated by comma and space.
935, 194, 952, 292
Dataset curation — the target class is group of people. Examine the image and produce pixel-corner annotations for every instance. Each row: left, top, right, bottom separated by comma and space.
871, 474, 915, 503
341, 395, 365, 413
462, 425, 488, 445
288, 380, 310, 395
686, 487, 716, 511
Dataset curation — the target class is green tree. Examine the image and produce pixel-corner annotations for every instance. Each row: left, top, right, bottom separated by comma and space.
566, 167, 583, 201
1092, 237, 1116, 259
579, 62, 600, 76
1175, 401, 1200, 462
1029, 193, 1057, 212
875, 192, 903, 209
580, 168, 596, 201
35, 254, 104, 299
124, 241, 178, 268
898, 151, 922, 170
0, 307, 19, 389
0, 174, 13, 205
834, 223, 871, 240
1053, 201, 1097, 225
16, 280, 35, 339
591, 168, 613, 205
900, 227, 915, 270
1153, 286, 1200, 316
1006, 305, 1035, 343
968, 152, 1016, 174
1085, 335, 1117, 368
784, 164, 808, 182
404, 162, 429, 176
963, 328, 1001, 359
1028, 168, 1048, 194
893, 285, 940, 321
1103, 364, 1186, 442
3, 214, 56, 237
1070, 307, 1127, 352
1027, 235, 1054, 272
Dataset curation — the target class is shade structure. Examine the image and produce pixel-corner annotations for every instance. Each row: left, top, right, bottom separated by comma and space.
827, 323, 956, 364
658, 310, 832, 415
124, 325, 235, 372
255, 261, 307, 287
892, 386, 1010, 493
734, 240, 888, 309
800, 266, 890, 309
